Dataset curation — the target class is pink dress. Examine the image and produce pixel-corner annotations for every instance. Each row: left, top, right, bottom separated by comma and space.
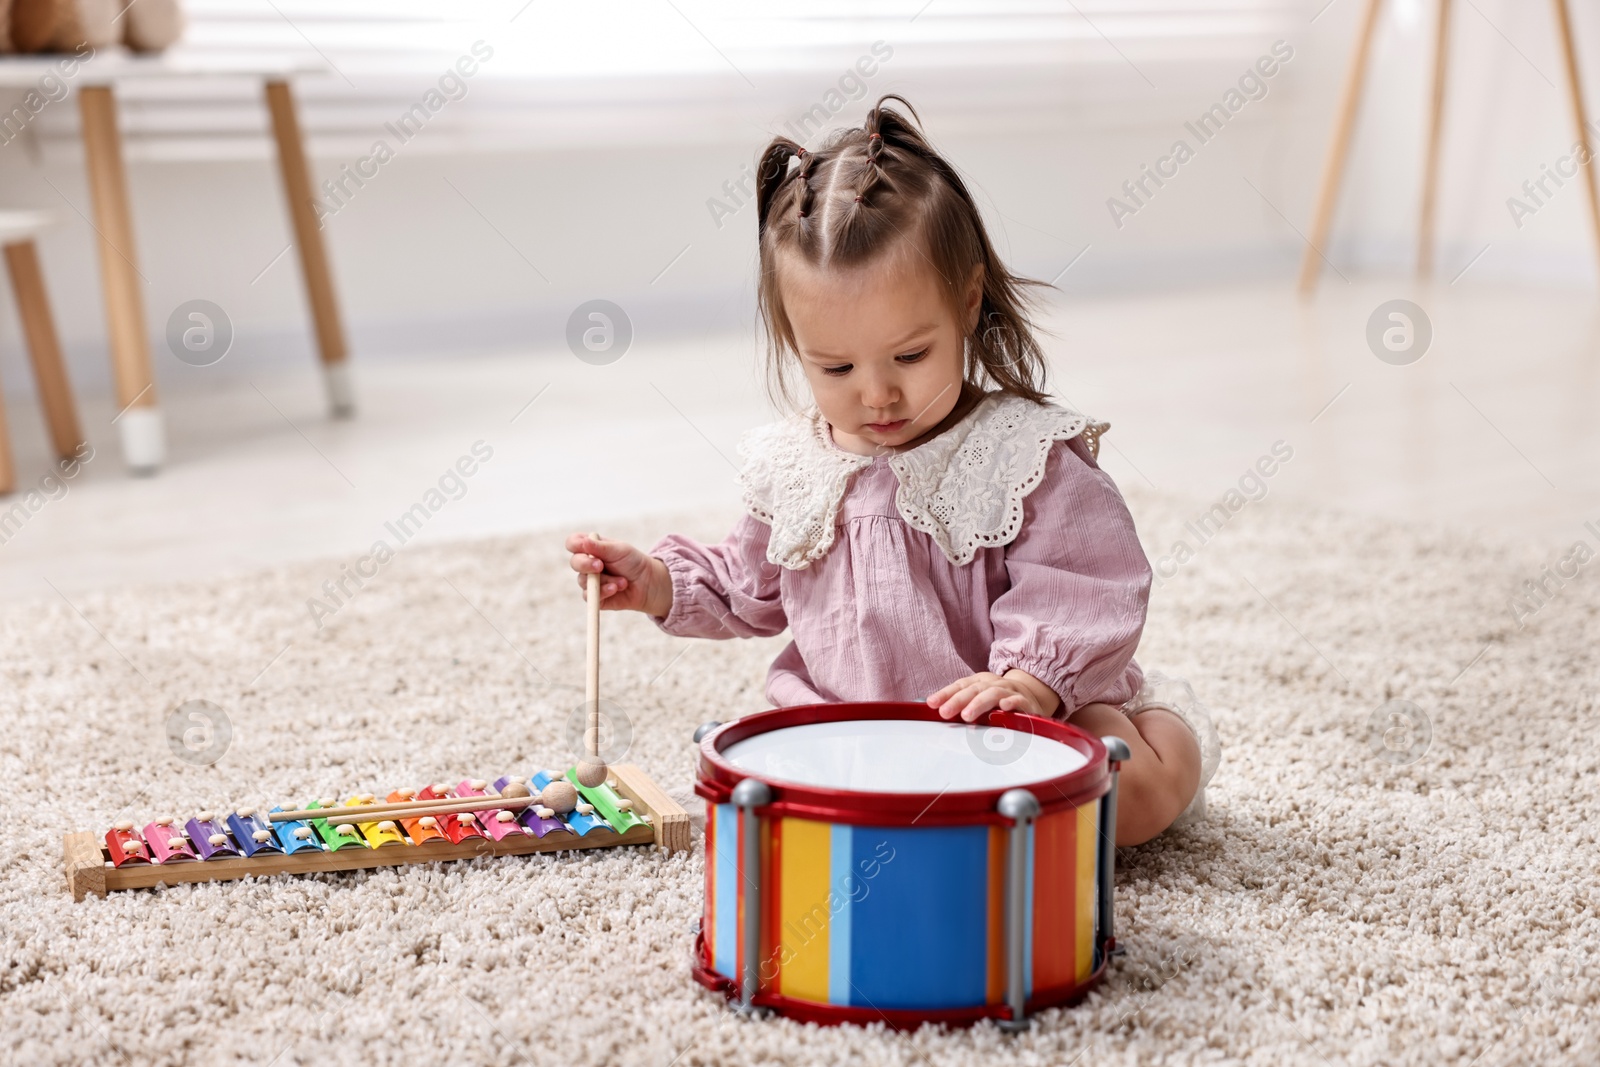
648, 392, 1151, 716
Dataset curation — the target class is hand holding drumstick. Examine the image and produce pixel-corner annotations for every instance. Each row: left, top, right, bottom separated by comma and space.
565, 532, 673, 619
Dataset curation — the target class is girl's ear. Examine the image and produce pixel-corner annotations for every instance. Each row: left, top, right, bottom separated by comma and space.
963, 262, 985, 333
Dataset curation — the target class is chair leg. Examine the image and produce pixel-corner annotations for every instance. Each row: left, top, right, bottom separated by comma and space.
1552, 0, 1600, 282
79, 85, 164, 473
4, 240, 84, 459
264, 78, 354, 418
1298, 0, 1386, 294
0, 367, 13, 495
1417, 0, 1453, 277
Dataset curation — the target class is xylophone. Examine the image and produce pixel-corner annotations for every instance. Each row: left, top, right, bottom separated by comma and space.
64, 764, 689, 901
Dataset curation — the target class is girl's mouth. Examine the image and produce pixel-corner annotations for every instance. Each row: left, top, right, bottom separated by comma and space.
865, 419, 908, 433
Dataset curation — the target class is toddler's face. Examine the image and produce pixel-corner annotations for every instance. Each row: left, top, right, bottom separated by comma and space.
780, 247, 980, 456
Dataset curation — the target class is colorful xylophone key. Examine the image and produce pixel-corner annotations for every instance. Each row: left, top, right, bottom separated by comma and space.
106, 820, 148, 867
387, 788, 449, 845
343, 794, 407, 849
304, 799, 367, 852
269, 806, 323, 855
185, 812, 242, 861
225, 808, 284, 858
569, 771, 648, 836
416, 783, 488, 845
143, 817, 197, 864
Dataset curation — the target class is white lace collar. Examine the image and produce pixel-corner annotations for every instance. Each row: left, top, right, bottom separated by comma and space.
737, 392, 1090, 569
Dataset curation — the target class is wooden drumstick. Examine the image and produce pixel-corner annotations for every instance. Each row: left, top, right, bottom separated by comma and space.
575, 554, 608, 789
270, 794, 495, 823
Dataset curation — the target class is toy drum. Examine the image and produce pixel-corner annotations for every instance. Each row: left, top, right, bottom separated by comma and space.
692, 702, 1131, 1029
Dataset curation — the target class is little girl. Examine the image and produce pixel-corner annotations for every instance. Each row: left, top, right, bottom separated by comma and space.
565, 96, 1219, 844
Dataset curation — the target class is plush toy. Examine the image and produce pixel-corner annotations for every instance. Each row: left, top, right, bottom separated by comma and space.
0, 0, 183, 54
120, 0, 183, 52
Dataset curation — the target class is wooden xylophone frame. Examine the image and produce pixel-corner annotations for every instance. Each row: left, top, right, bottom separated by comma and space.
64, 764, 689, 902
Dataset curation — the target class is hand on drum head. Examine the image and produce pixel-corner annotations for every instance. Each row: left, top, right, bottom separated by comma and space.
928, 669, 1060, 722
564, 531, 674, 617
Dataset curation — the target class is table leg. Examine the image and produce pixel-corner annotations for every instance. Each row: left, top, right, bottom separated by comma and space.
79, 85, 163, 473
264, 78, 353, 418
0, 366, 13, 495
4, 240, 85, 459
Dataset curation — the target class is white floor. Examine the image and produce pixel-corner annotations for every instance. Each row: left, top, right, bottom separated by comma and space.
2, 279, 1596, 604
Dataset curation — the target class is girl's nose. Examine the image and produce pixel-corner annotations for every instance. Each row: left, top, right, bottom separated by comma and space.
860, 376, 898, 410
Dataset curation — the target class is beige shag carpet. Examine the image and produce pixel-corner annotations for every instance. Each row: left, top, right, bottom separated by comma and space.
3, 491, 1597, 1067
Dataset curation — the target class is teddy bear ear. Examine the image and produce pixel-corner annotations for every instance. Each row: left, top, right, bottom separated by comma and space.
122, 0, 184, 53
4, 0, 65, 54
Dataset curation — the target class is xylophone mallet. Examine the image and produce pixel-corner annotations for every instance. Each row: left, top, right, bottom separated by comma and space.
574, 563, 608, 789
270, 781, 576, 824
538, 779, 578, 815
320, 793, 546, 827
497, 777, 573, 818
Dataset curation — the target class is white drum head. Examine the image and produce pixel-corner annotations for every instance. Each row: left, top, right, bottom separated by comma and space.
719, 718, 1088, 794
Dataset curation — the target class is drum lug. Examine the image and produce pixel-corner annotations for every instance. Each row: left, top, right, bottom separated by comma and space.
730, 778, 773, 1016
997, 788, 1041, 1033
1099, 737, 1133, 967
693, 721, 722, 743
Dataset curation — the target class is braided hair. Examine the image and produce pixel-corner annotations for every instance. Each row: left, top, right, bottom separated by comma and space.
754, 94, 1052, 409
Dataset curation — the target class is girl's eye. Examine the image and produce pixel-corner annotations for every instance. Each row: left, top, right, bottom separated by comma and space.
896, 349, 929, 364
822, 364, 852, 377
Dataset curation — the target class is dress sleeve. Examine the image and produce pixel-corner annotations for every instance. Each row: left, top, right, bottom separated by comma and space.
987, 435, 1151, 715
648, 514, 788, 640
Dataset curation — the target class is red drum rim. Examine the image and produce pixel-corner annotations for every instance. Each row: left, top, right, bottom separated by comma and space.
695, 701, 1109, 826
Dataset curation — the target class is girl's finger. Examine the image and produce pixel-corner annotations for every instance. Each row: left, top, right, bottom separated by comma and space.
583, 533, 636, 566
935, 688, 970, 719
938, 682, 984, 719
961, 687, 1009, 723
572, 551, 617, 576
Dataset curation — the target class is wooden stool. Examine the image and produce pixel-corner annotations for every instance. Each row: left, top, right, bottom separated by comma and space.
0, 211, 85, 495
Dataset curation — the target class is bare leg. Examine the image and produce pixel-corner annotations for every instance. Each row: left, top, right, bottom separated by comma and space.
1066, 702, 1201, 846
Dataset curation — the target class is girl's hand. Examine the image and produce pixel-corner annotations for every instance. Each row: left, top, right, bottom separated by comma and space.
565, 532, 673, 617
928, 670, 1060, 722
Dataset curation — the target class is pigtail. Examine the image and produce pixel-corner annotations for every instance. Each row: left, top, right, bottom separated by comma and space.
754, 138, 805, 240
851, 96, 908, 207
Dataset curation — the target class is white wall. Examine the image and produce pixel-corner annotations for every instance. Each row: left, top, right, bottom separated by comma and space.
0, 0, 1594, 405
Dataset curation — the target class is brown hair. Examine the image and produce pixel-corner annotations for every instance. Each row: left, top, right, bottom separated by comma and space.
754, 94, 1052, 409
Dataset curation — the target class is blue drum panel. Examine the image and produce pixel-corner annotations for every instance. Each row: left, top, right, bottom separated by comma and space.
712, 803, 739, 981
828, 822, 853, 1004
847, 824, 989, 1010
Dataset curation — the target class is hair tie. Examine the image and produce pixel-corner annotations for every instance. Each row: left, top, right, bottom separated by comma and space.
853, 195, 863, 202
868, 133, 881, 140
